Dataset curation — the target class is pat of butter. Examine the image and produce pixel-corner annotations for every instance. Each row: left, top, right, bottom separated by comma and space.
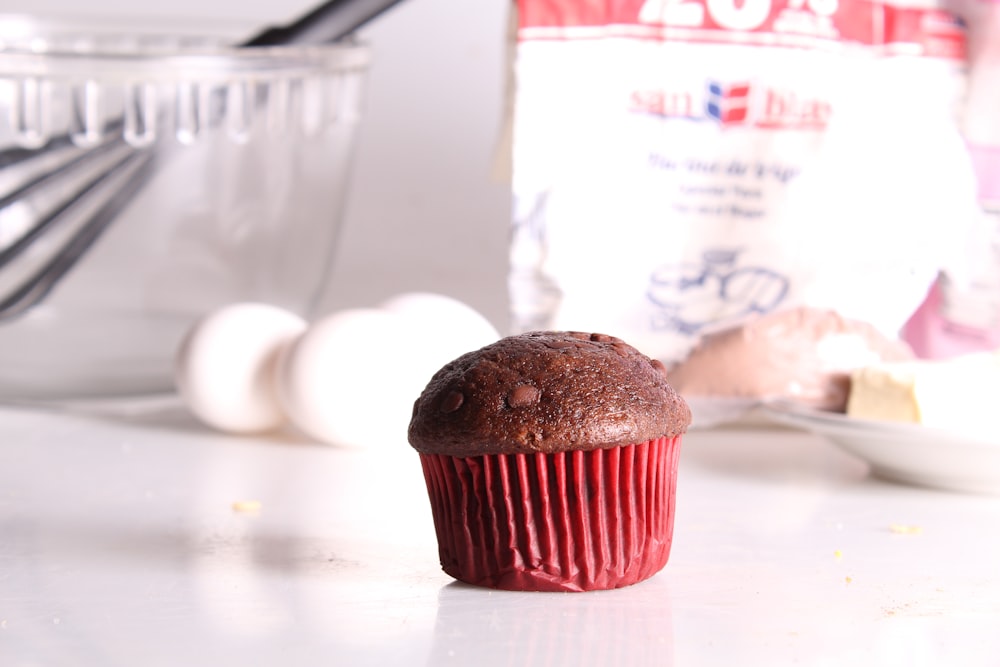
846, 352, 1000, 429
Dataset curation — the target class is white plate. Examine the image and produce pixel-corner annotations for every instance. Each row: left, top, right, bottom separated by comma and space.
761, 400, 1000, 495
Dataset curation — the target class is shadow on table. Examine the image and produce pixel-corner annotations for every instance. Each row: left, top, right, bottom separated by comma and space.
425, 575, 675, 667
8, 392, 323, 445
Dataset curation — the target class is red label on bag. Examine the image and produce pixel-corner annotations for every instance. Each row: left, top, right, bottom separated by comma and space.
517, 0, 965, 58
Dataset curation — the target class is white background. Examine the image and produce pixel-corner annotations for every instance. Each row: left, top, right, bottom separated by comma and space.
0, 0, 514, 328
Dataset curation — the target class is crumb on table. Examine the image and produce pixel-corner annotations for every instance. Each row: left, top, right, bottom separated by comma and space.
231, 500, 263, 514
889, 524, 922, 535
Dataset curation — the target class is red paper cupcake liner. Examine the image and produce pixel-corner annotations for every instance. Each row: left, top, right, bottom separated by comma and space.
419, 436, 682, 592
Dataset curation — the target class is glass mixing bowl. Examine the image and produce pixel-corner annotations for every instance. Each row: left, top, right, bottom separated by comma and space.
0, 15, 369, 401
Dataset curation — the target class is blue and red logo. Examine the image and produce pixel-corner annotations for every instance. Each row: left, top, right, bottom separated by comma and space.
629, 80, 829, 129
705, 82, 750, 125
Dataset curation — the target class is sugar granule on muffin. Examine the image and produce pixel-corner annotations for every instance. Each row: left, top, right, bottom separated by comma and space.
408, 331, 691, 592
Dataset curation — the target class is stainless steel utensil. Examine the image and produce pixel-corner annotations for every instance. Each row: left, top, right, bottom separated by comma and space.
0, 0, 404, 322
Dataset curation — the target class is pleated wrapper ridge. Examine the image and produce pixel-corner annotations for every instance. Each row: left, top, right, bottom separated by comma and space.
418, 436, 682, 592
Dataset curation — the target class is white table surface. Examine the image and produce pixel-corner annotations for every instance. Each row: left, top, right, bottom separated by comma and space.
2, 401, 999, 667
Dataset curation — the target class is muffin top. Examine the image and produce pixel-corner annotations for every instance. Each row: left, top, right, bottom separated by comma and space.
408, 331, 691, 456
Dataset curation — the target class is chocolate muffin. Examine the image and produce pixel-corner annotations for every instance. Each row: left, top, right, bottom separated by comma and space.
408, 331, 691, 592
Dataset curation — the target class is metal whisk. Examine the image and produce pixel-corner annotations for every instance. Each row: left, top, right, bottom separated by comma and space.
0, 0, 404, 321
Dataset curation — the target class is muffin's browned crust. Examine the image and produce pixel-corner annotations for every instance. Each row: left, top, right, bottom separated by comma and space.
408, 331, 691, 457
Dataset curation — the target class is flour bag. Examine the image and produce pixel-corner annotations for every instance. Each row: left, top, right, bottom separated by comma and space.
508, 0, 986, 364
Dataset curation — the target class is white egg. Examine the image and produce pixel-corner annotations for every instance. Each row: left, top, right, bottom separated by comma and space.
175, 303, 307, 434
276, 308, 419, 448
380, 292, 500, 374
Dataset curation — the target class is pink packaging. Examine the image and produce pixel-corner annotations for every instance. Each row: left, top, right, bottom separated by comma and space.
901, 2, 1000, 358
